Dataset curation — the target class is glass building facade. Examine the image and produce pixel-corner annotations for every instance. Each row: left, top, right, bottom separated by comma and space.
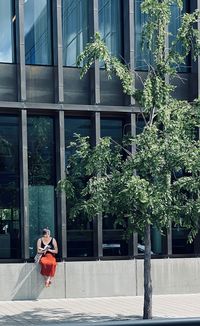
135, 0, 189, 71
24, 0, 52, 65
0, 0, 16, 63
0, 116, 20, 258
62, 0, 89, 67
98, 0, 122, 58
28, 116, 56, 257
0, 0, 198, 261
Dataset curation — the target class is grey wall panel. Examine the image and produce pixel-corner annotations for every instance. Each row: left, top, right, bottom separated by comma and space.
171, 73, 191, 101
0, 263, 65, 300
100, 70, 124, 106
63, 68, 90, 104
0, 64, 17, 101
1, 259, 200, 300
26, 66, 54, 103
137, 258, 200, 296
65, 261, 137, 298
135, 72, 192, 101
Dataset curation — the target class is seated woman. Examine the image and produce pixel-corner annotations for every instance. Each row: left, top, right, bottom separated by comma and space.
37, 228, 58, 287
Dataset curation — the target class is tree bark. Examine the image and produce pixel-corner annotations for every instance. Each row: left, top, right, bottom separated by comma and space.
143, 223, 152, 319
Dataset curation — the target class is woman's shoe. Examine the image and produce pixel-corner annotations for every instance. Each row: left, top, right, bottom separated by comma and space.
45, 280, 50, 287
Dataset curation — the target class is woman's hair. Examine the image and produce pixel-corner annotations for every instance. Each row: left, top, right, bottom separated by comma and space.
42, 228, 50, 236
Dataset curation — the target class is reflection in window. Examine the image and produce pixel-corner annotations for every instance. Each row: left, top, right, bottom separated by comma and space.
99, 0, 122, 58
135, 0, 189, 72
101, 118, 128, 256
134, 0, 153, 70
28, 116, 55, 257
101, 118, 123, 143
169, 0, 190, 72
24, 0, 52, 65
0, 116, 20, 258
172, 226, 194, 254
65, 117, 92, 161
65, 117, 93, 257
0, 0, 15, 63
62, 0, 89, 67
136, 115, 146, 135
138, 228, 167, 256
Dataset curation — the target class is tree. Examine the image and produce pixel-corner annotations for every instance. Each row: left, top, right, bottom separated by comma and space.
58, 0, 200, 319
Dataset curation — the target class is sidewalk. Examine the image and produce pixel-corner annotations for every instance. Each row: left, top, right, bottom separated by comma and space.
0, 293, 200, 326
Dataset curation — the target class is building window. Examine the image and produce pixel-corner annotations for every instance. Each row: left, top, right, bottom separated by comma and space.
169, 0, 190, 72
135, 0, 189, 72
134, 0, 153, 71
62, 0, 89, 67
24, 0, 52, 65
138, 228, 167, 256
101, 118, 129, 257
172, 225, 194, 254
0, 0, 16, 63
0, 116, 20, 258
99, 0, 122, 58
65, 117, 94, 257
28, 116, 56, 257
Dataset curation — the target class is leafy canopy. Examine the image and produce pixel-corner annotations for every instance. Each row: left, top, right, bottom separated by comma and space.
59, 0, 200, 240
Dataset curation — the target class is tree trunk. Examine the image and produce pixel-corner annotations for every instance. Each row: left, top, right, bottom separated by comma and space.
143, 223, 152, 319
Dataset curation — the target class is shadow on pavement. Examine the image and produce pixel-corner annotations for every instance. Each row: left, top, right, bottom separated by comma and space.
0, 307, 141, 325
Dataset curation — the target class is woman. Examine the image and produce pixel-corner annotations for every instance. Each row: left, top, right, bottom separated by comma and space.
37, 228, 58, 287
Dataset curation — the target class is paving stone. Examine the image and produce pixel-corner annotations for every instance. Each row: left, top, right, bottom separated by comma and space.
0, 294, 200, 325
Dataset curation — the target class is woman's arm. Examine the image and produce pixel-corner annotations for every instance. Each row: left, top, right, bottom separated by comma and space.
37, 238, 43, 254
48, 238, 58, 254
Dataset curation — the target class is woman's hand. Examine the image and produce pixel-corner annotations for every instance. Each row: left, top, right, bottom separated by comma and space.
47, 248, 56, 254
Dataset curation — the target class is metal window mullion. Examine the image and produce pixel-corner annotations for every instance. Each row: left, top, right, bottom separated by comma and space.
16, 0, 26, 102
56, 111, 67, 259
77, 1, 81, 57
20, 109, 29, 260
167, 222, 172, 256
124, 0, 135, 106
129, 113, 138, 257
53, 0, 64, 103
197, 0, 200, 97
89, 0, 100, 105
93, 112, 103, 258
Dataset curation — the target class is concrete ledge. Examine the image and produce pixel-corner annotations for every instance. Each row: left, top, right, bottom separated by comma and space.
0, 263, 65, 300
66, 260, 136, 298
0, 258, 199, 300
136, 258, 200, 296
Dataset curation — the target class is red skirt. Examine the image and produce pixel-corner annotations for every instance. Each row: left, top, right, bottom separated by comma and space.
40, 253, 57, 277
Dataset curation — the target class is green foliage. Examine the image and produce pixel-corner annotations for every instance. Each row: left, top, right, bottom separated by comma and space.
77, 32, 134, 96
59, 0, 200, 241
28, 117, 53, 185
59, 97, 200, 236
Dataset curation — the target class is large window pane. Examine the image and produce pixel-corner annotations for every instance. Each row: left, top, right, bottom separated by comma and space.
135, 0, 189, 72
25, 0, 52, 65
0, 0, 15, 63
134, 0, 153, 70
101, 118, 123, 143
99, 0, 122, 58
62, 0, 89, 67
28, 116, 56, 257
0, 116, 20, 258
172, 225, 194, 254
65, 117, 93, 257
169, 0, 190, 72
101, 118, 128, 256
137, 228, 167, 256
